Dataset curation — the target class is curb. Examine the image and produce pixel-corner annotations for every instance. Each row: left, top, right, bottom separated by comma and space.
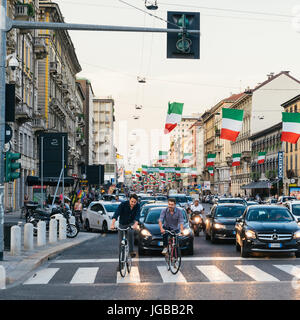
3, 233, 100, 288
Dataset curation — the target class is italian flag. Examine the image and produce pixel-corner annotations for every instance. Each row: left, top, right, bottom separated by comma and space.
182, 153, 192, 163
258, 152, 266, 164
136, 171, 141, 178
208, 167, 214, 176
281, 112, 300, 144
207, 153, 216, 166
164, 102, 184, 134
232, 153, 241, 167
175, 167, 181, 177
220, 108, 244, 142
159, 167, 166, 177
142, 165, 148, 175
158, 151, 168, 163
191, 168, 197, 177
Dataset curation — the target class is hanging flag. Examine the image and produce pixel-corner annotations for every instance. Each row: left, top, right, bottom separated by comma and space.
182, 153, 193, 163
191, 168, 197, 177
208, 167, 214, 176
207, 153, 216, 166
136, 171, 141, 178
158, 151, 168, 162
142, 165, 148, 175
232, 153, 241, 167
164, 102, 184, 134
175, 167, 181, 177
281, 112, 300, 144
220, 108, 244, 142
159, 167, 166, 177
258, 152, 266, 164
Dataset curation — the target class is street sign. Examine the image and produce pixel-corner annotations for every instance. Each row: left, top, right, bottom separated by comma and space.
4, 124, 12, 144
278, 151, 284, 179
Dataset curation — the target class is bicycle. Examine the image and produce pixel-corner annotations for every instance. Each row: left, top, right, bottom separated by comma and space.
164, 229, 182, 275
117, 226, 133, 277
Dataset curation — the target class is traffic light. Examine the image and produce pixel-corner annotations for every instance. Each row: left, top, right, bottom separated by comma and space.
167, 11, 200, 59
5, 152, 21, 182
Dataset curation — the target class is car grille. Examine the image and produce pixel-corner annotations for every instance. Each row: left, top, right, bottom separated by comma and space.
257, 232, 293, 241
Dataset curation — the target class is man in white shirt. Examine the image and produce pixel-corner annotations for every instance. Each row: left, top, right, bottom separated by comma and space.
190, 199, 204, 213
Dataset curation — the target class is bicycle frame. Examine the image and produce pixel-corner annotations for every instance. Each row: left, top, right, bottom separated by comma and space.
118, 226, 132, 277
164, 229, 182, 274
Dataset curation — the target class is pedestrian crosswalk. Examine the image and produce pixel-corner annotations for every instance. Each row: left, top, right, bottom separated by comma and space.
22, 262, 300, 286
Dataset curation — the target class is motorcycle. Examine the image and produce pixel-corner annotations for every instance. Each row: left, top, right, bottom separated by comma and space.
189, 211, 204, 236
29, 205, 79, 238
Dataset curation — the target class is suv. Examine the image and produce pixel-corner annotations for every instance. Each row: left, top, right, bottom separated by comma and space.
277, 196, 296, 205
217, 197, 247, 206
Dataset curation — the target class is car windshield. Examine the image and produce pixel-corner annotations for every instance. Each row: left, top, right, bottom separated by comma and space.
144, 208, 187, 224
103, 204, 120, 212
292, 204, 300, 216
140, 205, 167, 217
187, 197, 193, 201
215, 206, 245, 218
246, 208, 294, 222
156, 196, 167, 201
140, 196, 156, 201
219, 199, 246, 205
173, 196, 187, 203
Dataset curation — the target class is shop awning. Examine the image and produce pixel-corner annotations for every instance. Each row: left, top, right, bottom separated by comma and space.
26, 176, 75, 187
241, 180, 271, 189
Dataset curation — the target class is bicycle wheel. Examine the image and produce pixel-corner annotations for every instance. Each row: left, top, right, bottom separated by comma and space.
126, 251, 132, 274
165, 244, 171, 271
169, 244, 181, 275
119, 246, 127, 277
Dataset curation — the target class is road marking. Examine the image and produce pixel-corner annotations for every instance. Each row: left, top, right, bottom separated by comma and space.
274, 265, 300, 278
235, 265, 280, 282
23, 268, 59, 285
196, 265, 233, 282
157, 266, 187, 283
54, 256, 296, 264
70, 267, 99, 284
117, 267, 140, 284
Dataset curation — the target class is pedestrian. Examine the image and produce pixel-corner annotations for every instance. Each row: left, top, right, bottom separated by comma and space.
74, 198, 83, 224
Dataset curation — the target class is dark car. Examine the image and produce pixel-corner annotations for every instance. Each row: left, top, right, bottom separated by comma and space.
218, 197, 247, 206
137, 206, 194, 255
155, 196, 168, 202
168, 194, 188, 208
205, 204, 246, 243
139, 196, 156, 202
247, 201, 259, 206
235, 205, 300, 258
139, 199, 155, 208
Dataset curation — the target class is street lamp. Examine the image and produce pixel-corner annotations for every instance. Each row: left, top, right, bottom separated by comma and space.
6, 53, 19, 70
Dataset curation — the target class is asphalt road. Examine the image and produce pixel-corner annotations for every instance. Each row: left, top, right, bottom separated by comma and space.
2, 203, 300, 300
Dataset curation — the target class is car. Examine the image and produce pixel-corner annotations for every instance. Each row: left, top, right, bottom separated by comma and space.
266, 198, 278, 205
217, 197, 247, 206
139, 196, 156, 202
277, 196, 296, 205
235, 205, 300, 258
82, 201, 121, 233
168, 194, 189, 208
155, 196, 168, 202
247, 201, 259, 206
137, 206, 194, 255
101, 194, 118, 202
205, 204, 246, 243
139, 199, 156, 208
284, 200, 300, 218
187, 196, 194, 205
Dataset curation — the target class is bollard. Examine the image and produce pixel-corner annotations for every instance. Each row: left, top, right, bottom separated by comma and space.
49, 219, 57, 244
59, 217, 66, 240
0, 266, 5, 290
69, 216, 75, 225
37, 221, 46, 246
24, 223, 34, 250
10, 225, 21, 256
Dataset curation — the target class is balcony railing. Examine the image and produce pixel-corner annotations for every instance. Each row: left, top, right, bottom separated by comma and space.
15, 103, 33, 123
32, 117, 46, 132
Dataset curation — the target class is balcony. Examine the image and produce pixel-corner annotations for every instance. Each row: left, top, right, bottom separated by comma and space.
50, 62, 58, 74
50, 98, 66, 119
226, 156, 232, 166
15, 4, 34, 21
34, 37, 47, 60
15, 102, 33, 123
241, 151, 251, 162
32, 117, 46, 132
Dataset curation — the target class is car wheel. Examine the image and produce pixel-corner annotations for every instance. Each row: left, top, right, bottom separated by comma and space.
102, 221, 108, 233
211, 231, 217, 244
186, 241, 194, 255
84, 219, 91, 232
241, 242, 250, 258
205, 231, 210, 240
295, 251, 300, 258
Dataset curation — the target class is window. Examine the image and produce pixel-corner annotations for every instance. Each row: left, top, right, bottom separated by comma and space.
295, 105, 298, 113
286, 142, 288, 153
19, 133, 23, 154
291, 155, 293, 170
296, 141, 298, 151
291, 143, 293, 152
296, 154, 298, 173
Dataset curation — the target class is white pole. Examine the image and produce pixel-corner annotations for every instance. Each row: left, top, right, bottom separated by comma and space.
24, 223, 33, 250
10, 225, 21, 255
49, 219, 57, 243
37, 221, 46, 246
59, 217, 66, 240
0, 265, 5, 289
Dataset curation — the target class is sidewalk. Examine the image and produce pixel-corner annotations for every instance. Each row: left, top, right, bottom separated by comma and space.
0, 210, 99, 289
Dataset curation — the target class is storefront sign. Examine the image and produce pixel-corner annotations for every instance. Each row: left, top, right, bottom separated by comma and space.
278, 151, 283, 179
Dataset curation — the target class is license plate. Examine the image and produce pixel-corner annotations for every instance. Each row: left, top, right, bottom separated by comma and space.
268, 243, 282, 248
158, 241, 163, 246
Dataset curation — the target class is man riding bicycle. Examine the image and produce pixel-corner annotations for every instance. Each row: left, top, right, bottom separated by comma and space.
159, 198, 184, 255
111, 194, 140, 261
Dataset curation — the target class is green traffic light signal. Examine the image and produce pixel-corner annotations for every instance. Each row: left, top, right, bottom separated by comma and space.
5, 152, 21, 182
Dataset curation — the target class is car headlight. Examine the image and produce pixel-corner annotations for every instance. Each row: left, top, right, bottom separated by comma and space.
245, 230, 256, 239
214, 223, 226, 230
141, 229, 151, 237
182, 228, 191, 236
293, 231, 300, 239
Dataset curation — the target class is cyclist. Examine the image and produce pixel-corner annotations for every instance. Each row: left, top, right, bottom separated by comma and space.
159, 198, 184, 255
110, 194, 140, 260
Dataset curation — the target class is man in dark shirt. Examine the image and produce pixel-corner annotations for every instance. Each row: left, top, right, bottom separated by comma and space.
111, 194, 140, 258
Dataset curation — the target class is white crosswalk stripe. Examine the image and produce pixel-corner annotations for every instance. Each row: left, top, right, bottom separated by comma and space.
197, 265, 234, 282
274, 265, 300, 278
157, 266, 187, 283
70, 267, 99, 284
23, 268, 60, 285
235, 265, 280, 282
117, 267, 141, 283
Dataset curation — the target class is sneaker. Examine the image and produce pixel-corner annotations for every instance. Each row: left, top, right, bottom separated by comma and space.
130, 252, 136, 258
161, 247, 168, 255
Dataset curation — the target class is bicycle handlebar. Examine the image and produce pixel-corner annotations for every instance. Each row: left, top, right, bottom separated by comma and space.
164, 229, 182, 236
117, 226, 133, 231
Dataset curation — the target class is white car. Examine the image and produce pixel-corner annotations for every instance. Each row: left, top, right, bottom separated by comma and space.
284, 200, 300, 218
83, 201, 120, 233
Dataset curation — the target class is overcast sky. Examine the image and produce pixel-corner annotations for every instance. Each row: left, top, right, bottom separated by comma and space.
54, 0, 300, 169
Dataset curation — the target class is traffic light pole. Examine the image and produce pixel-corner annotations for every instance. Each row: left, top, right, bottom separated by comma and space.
0, 0, 200, 260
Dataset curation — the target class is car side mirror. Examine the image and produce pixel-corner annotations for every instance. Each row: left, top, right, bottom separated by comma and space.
297, 217, 300, 223
98, 210, 104, 215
